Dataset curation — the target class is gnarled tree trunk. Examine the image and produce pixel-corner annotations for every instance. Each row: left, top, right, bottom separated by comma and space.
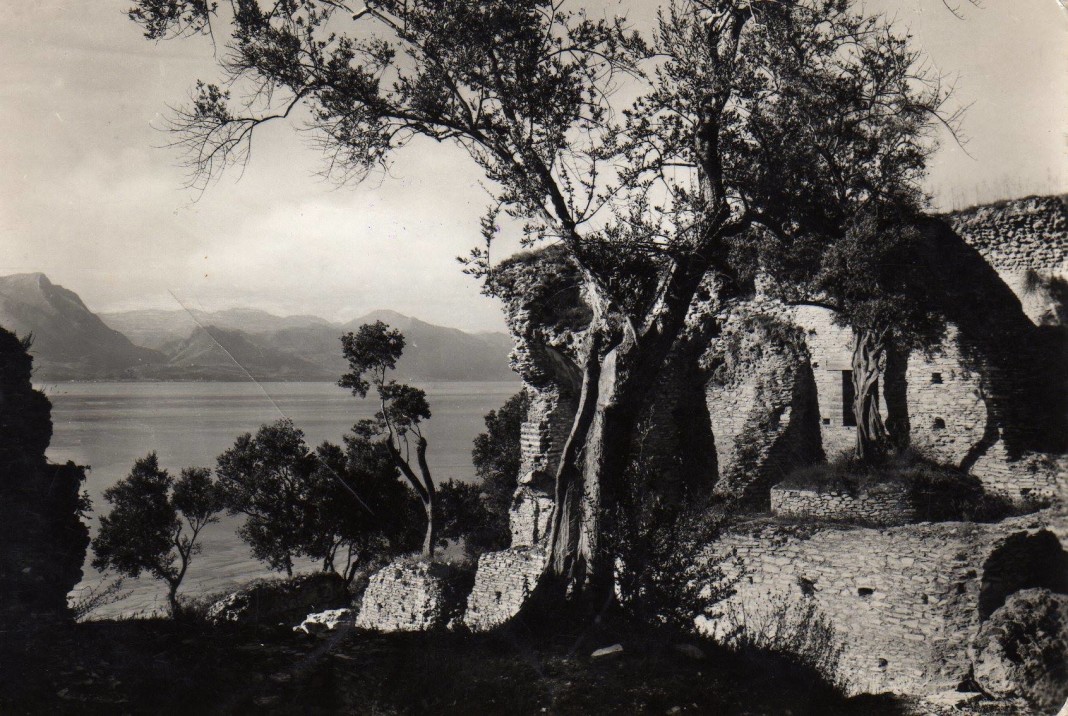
542, 265, 711, 611
852, 329, 889, 463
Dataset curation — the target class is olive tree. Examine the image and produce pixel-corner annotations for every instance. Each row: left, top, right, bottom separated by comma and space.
340, 322, 438, 557
129, 0, 956, 605
215, 419, 319, 576
92, 453, 224, 616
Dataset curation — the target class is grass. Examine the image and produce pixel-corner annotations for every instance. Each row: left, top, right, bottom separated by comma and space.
0, 614, 915, 715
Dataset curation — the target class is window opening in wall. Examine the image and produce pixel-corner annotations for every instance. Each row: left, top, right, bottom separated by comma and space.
933, 418, 946, 430
822, 418, 830, 426
877, 659, 888, 670
842, 370, 857, 426
931, 372, 943, 384
857, 587, 874, 598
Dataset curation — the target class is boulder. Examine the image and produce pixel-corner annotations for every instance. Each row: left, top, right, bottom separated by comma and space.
207, 573, 350, 626
294, 608, 355, 636
355, 559, 472, 632
971, 588, 1068, 711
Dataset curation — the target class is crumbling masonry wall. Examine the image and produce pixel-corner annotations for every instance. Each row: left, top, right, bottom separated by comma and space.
701, 512, 1068, 696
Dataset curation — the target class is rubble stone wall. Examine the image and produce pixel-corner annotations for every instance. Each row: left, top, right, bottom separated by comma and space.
701, 513, 1068, 696
948, 196, 1068, 325
770, 483, 915, 526
463, 547, 547, 632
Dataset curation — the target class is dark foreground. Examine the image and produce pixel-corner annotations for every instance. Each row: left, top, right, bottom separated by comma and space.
0, 618, 1026, 715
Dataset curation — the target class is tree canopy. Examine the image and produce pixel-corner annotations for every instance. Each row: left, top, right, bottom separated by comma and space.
92, 453, 224, 615
131, 0, 957, 599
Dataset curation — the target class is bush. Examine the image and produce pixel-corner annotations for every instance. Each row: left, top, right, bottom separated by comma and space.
714, 594, 845, 691
609, 463, 739, 634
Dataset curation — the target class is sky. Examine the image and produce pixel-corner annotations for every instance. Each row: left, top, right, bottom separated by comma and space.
0, 0, 1065, 332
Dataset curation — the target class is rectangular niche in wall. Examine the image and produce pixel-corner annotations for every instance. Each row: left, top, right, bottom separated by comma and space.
842, 370, 857, 427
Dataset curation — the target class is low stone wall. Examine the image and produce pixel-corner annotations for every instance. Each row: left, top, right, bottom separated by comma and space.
355, 560, 469, 632
970, 443, 1068, 504
699, 511, 1068, 697
463, 546, 547, 632
770, 482, 914, 526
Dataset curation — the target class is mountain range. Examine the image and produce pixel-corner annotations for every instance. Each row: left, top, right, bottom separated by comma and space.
0, 273, 518, 383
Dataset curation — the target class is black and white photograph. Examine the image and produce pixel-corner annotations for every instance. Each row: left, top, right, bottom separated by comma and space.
1, 1, 1066, 713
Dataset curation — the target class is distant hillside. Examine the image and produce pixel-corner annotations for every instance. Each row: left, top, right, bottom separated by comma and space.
0, 280, 520, 382
163, 325, 326, 380
98, 307, 332, 350
0, 273, 163, 380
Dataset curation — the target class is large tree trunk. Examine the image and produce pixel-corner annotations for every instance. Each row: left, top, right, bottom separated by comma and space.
883, 338, 911, 451
852, 329, 889, 463
543, 264, 710, 610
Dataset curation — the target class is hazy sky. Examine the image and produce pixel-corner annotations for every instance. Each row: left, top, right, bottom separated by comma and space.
1, 1, 1065, 332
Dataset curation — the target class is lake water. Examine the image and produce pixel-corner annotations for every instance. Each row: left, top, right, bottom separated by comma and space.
41, 381, 520, 618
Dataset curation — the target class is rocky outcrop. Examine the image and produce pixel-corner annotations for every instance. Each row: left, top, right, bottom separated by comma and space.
207, 573, 350, 626
970, 588, 1068, 711
355, 560, 471, 632
0, 327, 88, 630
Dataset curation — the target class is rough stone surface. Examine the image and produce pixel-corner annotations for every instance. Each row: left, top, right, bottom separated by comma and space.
207, 573, 350, 626
356, 560, 470, 633
770, 482, 914, 526
948, 196, 1068, 326
591, 644, 624, 659
970, 588, 1068, 711
699, 511, 1068, 697
294, 608, 355, 636
463, 546, 547, 632
0, 327, 88, 629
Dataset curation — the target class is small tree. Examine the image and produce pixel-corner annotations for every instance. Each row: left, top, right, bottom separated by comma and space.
308, 434, 423, 581
216, 420, 318, 576
762, 207, 945, 462
340, 322, 438, 557
92, 453, 223, 616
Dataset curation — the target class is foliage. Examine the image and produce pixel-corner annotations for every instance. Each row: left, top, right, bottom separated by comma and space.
68, 575, 129, 622
762, 207, 945, 352
92, 453, 224, 615
468, 390, 530, 554
715, 594, 845, 691
609, 462, 738, 634
216, 417, 421, 579
216, 419, 319, 576
310, 434, 423, 579
340, 322, 439, 557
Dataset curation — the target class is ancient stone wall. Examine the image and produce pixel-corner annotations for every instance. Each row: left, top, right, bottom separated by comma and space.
463, 546, 546, 632
703, 304, 823, 503
948, 196, 1068, 325
905, 328, 989, 467
356, 560, 469, 632
700, 512, 1068, 697
770, 483, 914, 526
791, 307, 867, 458
969, 440, 1068, 504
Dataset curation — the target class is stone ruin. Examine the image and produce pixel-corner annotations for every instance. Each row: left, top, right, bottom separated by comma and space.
359, 196, 1068, 701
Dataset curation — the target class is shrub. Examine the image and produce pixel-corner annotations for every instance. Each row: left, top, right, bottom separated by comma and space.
609, 463, 739, 634
714, 594, 845, 691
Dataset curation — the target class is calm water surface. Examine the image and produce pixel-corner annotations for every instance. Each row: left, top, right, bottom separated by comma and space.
41, 380, 519, 618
